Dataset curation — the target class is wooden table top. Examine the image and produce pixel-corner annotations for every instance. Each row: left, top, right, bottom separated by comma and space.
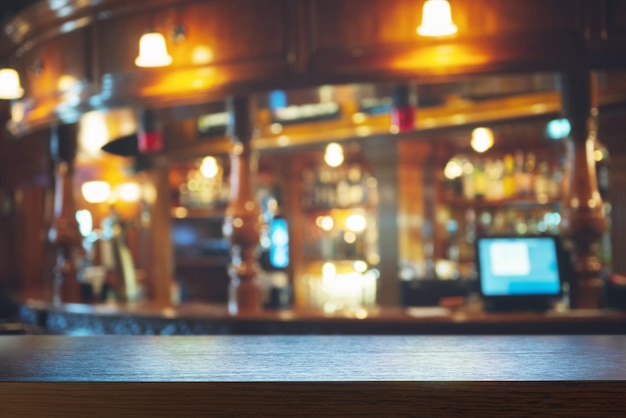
2, 335, 626, 416
1, 335, 626, 382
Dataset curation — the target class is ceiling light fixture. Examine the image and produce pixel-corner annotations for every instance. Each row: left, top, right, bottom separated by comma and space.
0, 68, 24, 100
417, 0, 458, 37
135, 31, 173, 68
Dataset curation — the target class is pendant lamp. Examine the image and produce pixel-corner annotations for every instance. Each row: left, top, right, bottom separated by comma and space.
417, 0, 458, 37
135, 32, 173, 68
0, 68, 24, 100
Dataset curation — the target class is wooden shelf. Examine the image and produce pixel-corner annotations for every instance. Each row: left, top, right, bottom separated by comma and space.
443, 197, 561, 210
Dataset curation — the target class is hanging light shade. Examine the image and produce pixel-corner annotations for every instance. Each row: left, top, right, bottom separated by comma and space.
135, 32, 172, 68
417, 0, 458, 37
0, 68, 24, 100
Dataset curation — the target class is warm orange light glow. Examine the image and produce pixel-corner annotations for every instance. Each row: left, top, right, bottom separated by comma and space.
57, 75, 77, 92
135, 32, 172, 68
140, 68, 221, 97
191, 45, 214, 65
392, 45, 489, 72
417, 0, 458, 37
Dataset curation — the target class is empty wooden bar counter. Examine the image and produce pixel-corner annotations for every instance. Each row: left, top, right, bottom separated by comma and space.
2, 335, 626, 416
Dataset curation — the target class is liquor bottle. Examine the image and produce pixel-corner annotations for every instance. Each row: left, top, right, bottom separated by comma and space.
462, 161, 475, 200
336, 168, 351, 207
473, 159, 487, 200
485, 158, 504, 201
365, 173, 378, 206
461, 208, 476, 261
524, 152, 537, 196
534, 161, 550, 203
502, 154, 516, 198
317, 166, 333, 208
327, 169, 338, 208
513, 151, 526, 197
492, 211, 506, 235
348, 165, 364, 205
302, 168, 315, 209
548, 163, 562, 200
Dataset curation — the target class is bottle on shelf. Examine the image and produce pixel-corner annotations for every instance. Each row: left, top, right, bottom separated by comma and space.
348, 165, 365, 205
365, 173, 378, 206
502, 153, 516, 199
485, 158, 504, 201
460, 208, 476, 261
524, 152, 537, 196
462, 160, 475, 200
336, 169, 351, 208
473, 159, 487, 200
301, 168, 315, 209
534, 161, 550, 203
514, 151, 531, 197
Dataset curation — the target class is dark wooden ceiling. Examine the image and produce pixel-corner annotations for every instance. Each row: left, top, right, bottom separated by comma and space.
1, 0, 39, 27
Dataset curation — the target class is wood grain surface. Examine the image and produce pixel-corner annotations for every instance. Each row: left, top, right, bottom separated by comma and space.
2, 381, 626, 417
2, 335, 626, 416
2, 335, 626, 382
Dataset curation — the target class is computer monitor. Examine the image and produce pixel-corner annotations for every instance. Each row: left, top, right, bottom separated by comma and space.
476, 235, 563, 311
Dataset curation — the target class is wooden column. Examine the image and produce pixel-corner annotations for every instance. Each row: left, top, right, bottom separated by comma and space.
0, 103, 16, 293
559, 71, 606, 309
397, 140, 434, 279
364, 137, 400, 307
600, 113, 626, 275
144, 165, 174, 304
48, 124, 83, 305
224, 96, 262, 314
607, 153, 626, 274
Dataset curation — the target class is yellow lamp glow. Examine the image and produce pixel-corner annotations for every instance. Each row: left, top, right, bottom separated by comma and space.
0, 68, 24, 100
200, 156, 220, 178
594, 149, 604, 162
81, 181, 111, 204
117, 182, 141, 203
346, 214, 367, 232
470, 127, 494, 153
317, 216, 334, 231
417, 0, 458, 37
353, 260, 368, 273
444, 158, 463, 179
324, 142, 344, 167
135, 32, 172, 68
322, 262, 337, 278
